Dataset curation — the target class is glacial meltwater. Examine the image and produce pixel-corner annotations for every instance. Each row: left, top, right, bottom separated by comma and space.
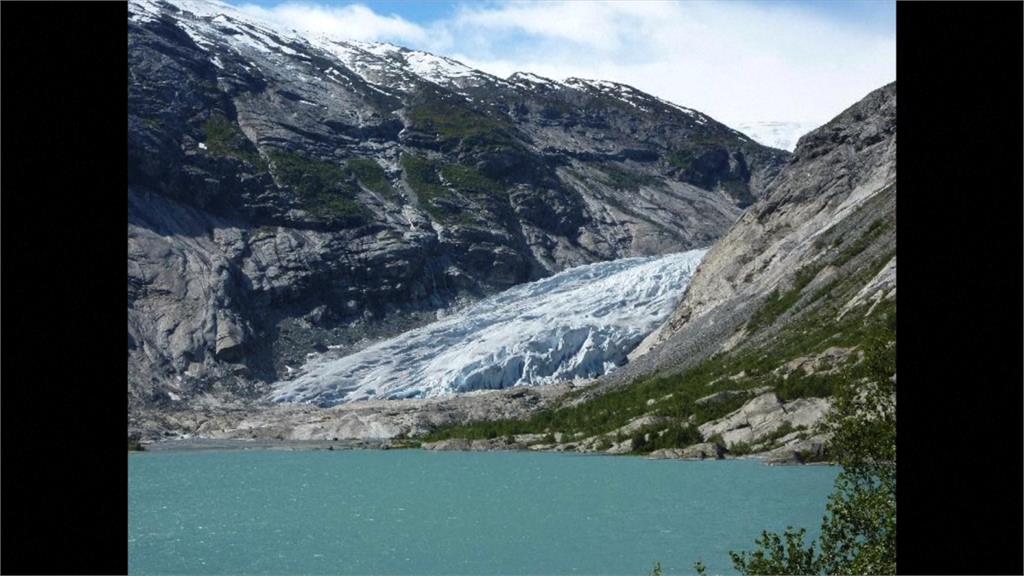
129, 450, 837, 575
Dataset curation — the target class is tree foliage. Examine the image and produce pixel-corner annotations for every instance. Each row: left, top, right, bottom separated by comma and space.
729, 528, 819, 575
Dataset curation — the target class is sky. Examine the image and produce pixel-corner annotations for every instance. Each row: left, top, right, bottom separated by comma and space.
229, 0, 895, 129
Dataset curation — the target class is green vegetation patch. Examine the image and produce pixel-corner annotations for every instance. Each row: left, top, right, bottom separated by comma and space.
832, 217, 890, 268
666, 149, 695, 172
202, 114, 266, 169
630, 423, 702, 454
268, 150, 364, 224
346, 158, 394, 198
401, 153, 472, 224
440, 163, 505, 197
747, 264, 825, 333
407, 95, 516, 151
599, 164, 661, 191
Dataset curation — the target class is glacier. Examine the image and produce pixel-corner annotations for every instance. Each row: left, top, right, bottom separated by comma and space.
270, 249, 707, 406
733, 121, 821, 151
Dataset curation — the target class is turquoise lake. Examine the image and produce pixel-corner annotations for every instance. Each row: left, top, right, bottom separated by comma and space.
128, 450, 838, 575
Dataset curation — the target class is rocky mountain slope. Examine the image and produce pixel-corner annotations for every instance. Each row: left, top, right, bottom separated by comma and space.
127, 0, 790, 418
421, 83, 896, 463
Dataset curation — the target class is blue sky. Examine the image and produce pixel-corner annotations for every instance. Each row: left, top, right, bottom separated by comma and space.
230, 0, 895, 127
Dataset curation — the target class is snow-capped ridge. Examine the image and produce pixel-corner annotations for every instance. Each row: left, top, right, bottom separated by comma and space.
508, 71, 563, 90
132, 0, 731, 129
562, 77, 710, 123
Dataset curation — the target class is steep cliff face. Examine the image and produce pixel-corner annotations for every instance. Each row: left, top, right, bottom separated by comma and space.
611, 82, 896, 388
127, 0, 788, 412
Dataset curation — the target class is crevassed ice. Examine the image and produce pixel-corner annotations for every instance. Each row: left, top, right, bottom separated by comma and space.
270, 249, 707, 406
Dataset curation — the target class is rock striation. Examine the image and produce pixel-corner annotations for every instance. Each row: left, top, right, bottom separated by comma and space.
597, 82, 897, 392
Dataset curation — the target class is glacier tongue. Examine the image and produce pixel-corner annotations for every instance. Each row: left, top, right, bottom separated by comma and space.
270, 249, 708, 406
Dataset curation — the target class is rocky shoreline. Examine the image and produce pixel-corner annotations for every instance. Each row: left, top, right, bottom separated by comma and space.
133, 385, 833, 466
135, 436, 829, 466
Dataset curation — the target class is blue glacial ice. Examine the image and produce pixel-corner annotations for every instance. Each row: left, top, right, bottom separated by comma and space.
270, 249, 707, 406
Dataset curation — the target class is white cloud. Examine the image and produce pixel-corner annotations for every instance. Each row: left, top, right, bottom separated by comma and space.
237, 2, 429, 44
232, 0, 895, 129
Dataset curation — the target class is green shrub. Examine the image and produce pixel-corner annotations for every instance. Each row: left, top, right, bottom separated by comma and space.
774, 371, 838, 402
639, 423, 702, 453
630, 430, 650, 452
728, 441, 753, 456
729, 527, 819, 575
691, 393, 751, 426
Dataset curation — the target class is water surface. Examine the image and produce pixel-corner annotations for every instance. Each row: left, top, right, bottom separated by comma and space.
129, 450, 837, 575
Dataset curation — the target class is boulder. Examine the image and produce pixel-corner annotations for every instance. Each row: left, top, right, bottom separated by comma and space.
679, 442, 724, 459
606, 438, 634, 455
648, 443, 723, 460
762, 434, 831, 465
699, 391, 783, 440
699, 391, 832, 449
420, 438, 472, 451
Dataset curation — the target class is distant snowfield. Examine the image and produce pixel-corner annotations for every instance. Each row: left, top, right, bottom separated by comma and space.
733, 121, 821, 151
271, 250, 707, 406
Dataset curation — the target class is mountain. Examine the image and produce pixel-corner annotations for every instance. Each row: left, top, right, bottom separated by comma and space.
639, 82, 895, 370
127, 0, 790, 418
418, 83, 896, 462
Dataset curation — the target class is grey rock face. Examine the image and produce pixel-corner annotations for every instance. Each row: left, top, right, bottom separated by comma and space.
127, 0, 789, 415
761, 434, 831, 465
697, 392, 832, 449
586, 83, 897, 396
648, 443, 724, 460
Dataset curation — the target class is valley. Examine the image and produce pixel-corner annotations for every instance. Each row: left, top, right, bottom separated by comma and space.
128, 0, 895, 469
